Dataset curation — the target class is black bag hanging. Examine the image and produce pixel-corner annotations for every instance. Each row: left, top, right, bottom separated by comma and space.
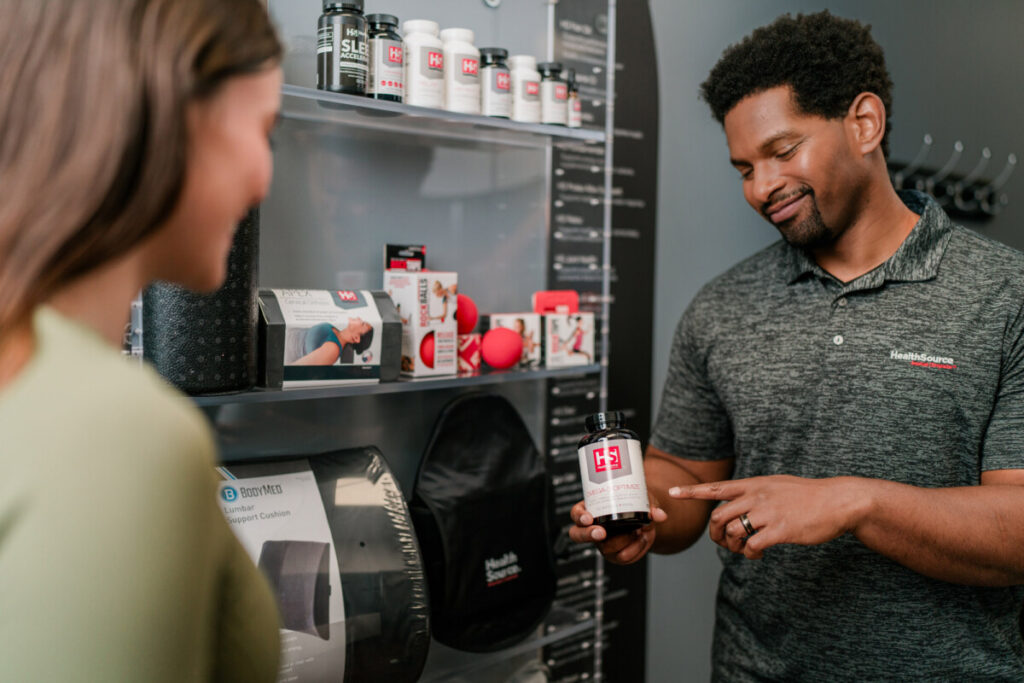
411, 393, 557, 653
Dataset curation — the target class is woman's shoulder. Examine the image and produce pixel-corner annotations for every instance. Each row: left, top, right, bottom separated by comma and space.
2, 309, 217, 476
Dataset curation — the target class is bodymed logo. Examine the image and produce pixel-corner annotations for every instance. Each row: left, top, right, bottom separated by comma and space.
585, 440, 633, 483
220, 486, 238, 502
890, 349, 957, 370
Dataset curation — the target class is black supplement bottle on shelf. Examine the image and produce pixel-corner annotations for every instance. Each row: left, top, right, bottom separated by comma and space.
578, 411, 652, 535
366, 13, 403, 102
317, 0, 368, 95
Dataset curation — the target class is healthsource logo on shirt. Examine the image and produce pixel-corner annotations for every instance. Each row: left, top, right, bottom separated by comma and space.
890, 349, 957, 370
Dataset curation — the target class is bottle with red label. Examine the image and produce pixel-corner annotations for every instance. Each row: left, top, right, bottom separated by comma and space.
577, 411, 651, 535
440, 28, 480, 115
479, 47, 511, 119
538, 62, 568, 126
366, 14, 403, 102
509, 54, 541, 124
402, 19, 444, 109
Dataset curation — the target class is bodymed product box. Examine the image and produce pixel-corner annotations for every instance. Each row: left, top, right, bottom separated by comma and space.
258, 289, 401, 388
544, 312, 594, 368
487, 313, 542, 368
384, 271, 458, 376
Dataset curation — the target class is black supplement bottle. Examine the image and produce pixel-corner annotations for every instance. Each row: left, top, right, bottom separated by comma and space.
366, 13, 403, 102
317, 0, 368, 95
577, 411, 651, 535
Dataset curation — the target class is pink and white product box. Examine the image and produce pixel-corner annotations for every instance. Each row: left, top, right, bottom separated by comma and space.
487, 313, 542, 368
384, 270, 458, 377
544, 312, 595, 368
257, 289, 402, 388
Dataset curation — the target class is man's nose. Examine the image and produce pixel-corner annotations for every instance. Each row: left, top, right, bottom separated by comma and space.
751, 163, 785, 207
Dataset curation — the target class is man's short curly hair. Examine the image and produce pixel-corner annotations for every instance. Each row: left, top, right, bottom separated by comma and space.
700, 11, 894, 157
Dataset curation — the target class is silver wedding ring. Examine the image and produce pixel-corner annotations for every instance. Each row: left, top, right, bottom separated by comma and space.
739, 513, 756, 536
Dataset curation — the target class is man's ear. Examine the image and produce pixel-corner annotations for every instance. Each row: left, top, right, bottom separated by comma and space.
845, 92, 886, 156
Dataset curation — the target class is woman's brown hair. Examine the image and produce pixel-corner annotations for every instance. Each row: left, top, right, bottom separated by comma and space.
0, 0, 282, 338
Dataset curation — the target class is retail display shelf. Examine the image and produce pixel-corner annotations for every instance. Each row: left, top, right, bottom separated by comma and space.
280, 84, 606, 148
192, 364, 600, 406
419, 619, 597, 683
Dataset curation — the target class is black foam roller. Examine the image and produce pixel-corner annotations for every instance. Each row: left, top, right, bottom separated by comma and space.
143, 208, 259, 394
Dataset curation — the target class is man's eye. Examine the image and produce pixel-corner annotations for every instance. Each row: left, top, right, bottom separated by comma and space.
777, 145, 799, 160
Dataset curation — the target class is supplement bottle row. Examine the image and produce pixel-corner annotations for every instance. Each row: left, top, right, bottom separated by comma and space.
316, 1, 581, 126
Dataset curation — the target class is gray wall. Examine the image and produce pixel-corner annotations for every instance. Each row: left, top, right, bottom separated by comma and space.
646, 1, 1024, 681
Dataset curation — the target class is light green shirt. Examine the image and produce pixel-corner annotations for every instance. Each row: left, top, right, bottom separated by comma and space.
0, 308, 280, 682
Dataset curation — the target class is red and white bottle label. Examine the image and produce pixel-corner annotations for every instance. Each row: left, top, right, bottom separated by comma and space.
578, 438, 648, 518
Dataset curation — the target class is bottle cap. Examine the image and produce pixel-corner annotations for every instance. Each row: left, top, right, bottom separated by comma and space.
585, 411, 625, 432
564, 68, 577, 86
402, 19, 440, 36
324, 0, 364, 11
439, 27, 475, 45
537, 61, 564, 77
479, 47, 509, 61
366, 13, 399, 27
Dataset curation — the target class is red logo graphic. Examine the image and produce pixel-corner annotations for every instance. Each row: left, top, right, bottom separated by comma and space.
462, 58, 479, 75
496, 73, 511, 90
593, 446, 622, 473
427, 51, 443, 69
388, 46, 403, 63
526, 81, 540, 96
910, 361, 958, 370
336, 290, 358, 302
555, 84, 568, 100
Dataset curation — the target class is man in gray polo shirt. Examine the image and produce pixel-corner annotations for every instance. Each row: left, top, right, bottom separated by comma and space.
570, 11, 1024, 680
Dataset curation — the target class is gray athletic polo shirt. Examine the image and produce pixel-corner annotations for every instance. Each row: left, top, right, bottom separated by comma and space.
651, 191, 1024, 681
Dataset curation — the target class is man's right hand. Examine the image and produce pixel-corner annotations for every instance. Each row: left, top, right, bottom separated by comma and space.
568, 500, 668, 565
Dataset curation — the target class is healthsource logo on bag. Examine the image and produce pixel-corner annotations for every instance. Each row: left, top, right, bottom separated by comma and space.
584, 441, 633, 484
484, 551, 522, 587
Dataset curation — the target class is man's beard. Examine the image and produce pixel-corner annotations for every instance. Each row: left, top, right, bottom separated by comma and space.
771, 189, 839, 250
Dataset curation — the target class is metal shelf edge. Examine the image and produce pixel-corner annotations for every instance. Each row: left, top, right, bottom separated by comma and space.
192, 364, 600, 406
280, 84, 606, 145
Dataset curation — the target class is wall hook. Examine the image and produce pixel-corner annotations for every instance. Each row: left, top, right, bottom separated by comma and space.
978, 154, 1017, 216
952, 147, 992, 213
892, 134, 933, 189
917, 140, 963, 197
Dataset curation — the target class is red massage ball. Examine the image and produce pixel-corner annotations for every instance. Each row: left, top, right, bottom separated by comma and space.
481, 327, 523, 369
456, 294, 478, 335
420, 331, 435, 369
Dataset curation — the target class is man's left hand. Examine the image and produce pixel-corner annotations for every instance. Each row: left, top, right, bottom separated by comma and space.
669, 475, 868, 559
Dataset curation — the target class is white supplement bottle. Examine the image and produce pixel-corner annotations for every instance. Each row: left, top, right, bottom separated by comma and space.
508, 54, 541, 124
439, 28, 480, 115
402, 19, 444, 109
479, 48, 512, 118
